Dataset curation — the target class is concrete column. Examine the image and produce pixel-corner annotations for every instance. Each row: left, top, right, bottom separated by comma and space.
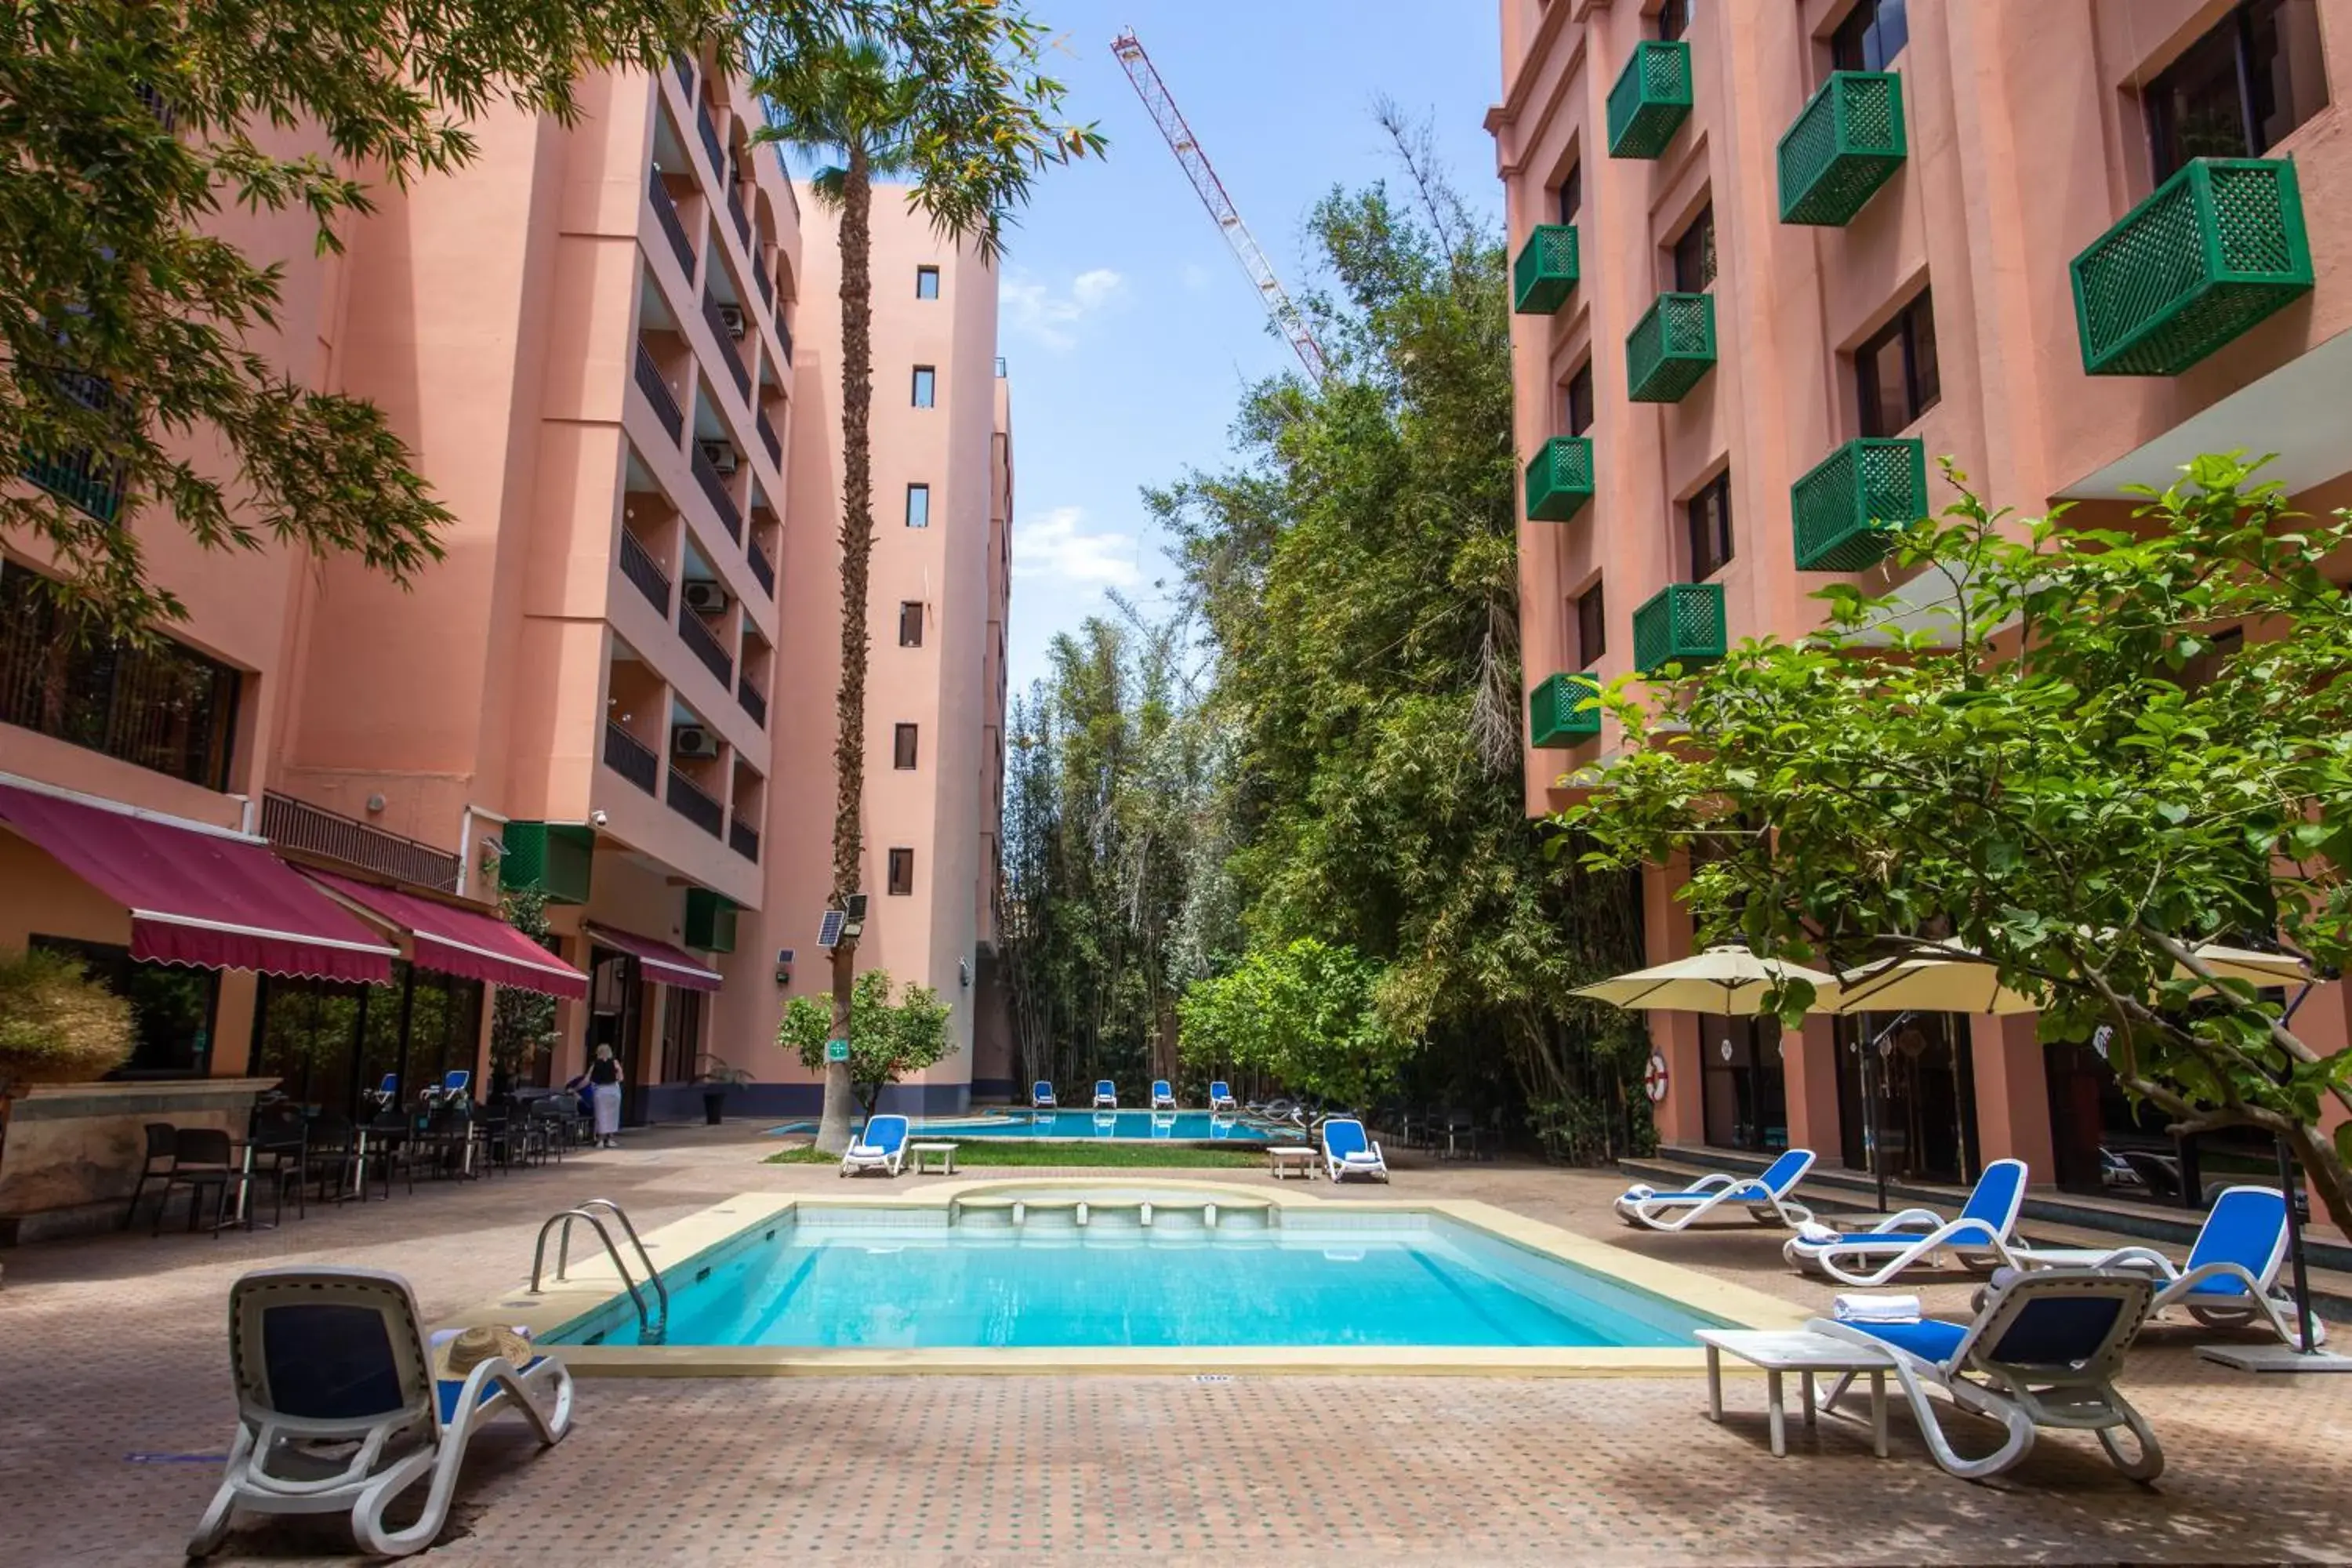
1783, 1015, 1845, 1163
1969, 1012, 2054, 1177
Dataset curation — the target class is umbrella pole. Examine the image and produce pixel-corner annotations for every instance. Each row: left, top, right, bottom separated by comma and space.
2274, 1135, 2319, 1356
1863, 1010, 1913, 1215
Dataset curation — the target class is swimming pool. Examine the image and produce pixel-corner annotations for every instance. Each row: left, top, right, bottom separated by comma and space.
768, 1110, 1304, 1142
544, 1195, 1730, 1350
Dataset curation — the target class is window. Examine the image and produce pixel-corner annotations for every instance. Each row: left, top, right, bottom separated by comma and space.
1830, 0, 1908, 73
31, 936, 219, 1078
0, 564, 241, 789
2147, 0, 2327, 181
1563, 361, 1595, 436
1656, 0, 1694, 42
1671, 204, 1716, 293
1856, 289, 1940, 437
893, 723, 919, 769
1686, 470, 1733, 580
887, 848, 914, 895
899, 601, 924, 647
911, 366, 936, 407
1556, 160, 1583, 225
1575, 582, 1607, 666
906, 483, 931, 529
916, 265, 940, 299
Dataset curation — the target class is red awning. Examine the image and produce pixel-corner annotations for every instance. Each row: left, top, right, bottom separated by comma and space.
0, 780, 397, 982
308, 871, 590, 1001
583, 923, 724, 992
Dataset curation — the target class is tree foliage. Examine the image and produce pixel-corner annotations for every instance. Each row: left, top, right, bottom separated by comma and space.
1177, 938, 1409, 1110
0, 946, 136, 1085
489, 885, 558, 1078
1566, 454, 2352, 1229
778, 967, 953, 1116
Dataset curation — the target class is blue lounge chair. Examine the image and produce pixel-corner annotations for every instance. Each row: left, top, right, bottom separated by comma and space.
1208, 1080, 1238, 1113
1812, 1271, 2161, 1482
1151, 1079, 1176, 1110
2008, 1185, 2325, 1346
1093, 1080, 1117, 1109
1785, 1158, 2030, 1287
1322, 1117, 1388, 1182
1031, 1080, 1057, 1110
840, 1114, 909, 1177
1617, 1149, 1817, 1232
188, 1266, 572, 1559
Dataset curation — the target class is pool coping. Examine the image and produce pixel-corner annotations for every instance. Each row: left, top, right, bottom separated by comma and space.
441, 1177, 1811, 1378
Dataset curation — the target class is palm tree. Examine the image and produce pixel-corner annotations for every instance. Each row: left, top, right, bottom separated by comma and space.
758, 19, 1101, 1152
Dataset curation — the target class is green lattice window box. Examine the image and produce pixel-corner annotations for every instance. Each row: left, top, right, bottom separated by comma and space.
1525, 437, 1594, 522
2071, 157, 2313, 376
1513, 224, 1579, 314
503, 821, 595, 904
1632, 582, 1726, 676
20, 449, 125, 523
685, 887, 737, 953
1792, 437, 1927, 571
1530, 673, 1602, 748
1777, 71, 1905, 226
1626, 292, 1716, 402
1608, 40, 1692, 159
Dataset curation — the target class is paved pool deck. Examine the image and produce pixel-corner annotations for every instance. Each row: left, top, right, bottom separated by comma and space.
2, 1122, 2349, 1565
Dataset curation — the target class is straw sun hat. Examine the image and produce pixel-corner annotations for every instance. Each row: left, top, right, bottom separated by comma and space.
445, 1324, 534, 1374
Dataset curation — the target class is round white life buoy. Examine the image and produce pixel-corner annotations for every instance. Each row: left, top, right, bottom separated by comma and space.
1643, 1051, 1671, 1105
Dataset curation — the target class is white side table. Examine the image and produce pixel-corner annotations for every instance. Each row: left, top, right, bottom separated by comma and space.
1695, 1328, 1893, 1458
909, 1141, 959, 1175
1266, 1145, 1317, 1180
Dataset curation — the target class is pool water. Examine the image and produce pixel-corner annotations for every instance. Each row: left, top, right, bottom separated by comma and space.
768, 1110, 1301, 1142
549, 1203, 1726, 1350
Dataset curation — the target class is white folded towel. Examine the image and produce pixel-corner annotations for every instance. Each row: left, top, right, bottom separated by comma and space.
1794, 1219, 1840, 1244
1833, 1294, 1922, 1323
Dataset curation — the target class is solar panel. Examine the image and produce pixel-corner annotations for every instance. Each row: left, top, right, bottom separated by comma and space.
816, 910, 846, 950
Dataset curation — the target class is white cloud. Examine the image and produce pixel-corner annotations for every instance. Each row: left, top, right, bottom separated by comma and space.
1001, 267, 1127, 350
1013, 506, 1142, 588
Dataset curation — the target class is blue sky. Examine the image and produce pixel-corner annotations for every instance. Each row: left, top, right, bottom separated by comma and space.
991, 2, 1504, 697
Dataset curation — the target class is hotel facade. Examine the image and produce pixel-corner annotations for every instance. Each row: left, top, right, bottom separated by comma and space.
1490, 0, 2352, 1198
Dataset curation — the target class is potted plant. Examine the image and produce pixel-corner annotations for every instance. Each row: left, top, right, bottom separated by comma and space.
693, 1055, 752, 1125
0, 947, 135, 1171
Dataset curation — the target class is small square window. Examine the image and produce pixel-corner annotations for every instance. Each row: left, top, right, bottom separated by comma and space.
906, 484, 931, 529
912, 366, 936, 408
893, 723, 918, 769
1671, 204, 1716, 294
887, 848, 914, 895
899, 601, 924, 647
1830, 0, 1908, 74
1557, 161, 1582, 226
1686, 470, 1734, 581
1657, 0, 1695, 42
2145, 0, 2327, 182
1855, 289, 1940, 437
916, 266, 940, 299
1563, 361, 1595, 437
1575, 582, 1606, 666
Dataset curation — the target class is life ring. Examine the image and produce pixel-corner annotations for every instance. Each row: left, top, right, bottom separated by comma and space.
1643, 1051, 1670, 1104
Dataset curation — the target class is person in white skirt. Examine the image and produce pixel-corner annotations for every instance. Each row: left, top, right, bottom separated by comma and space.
588, 1044, 623, 1148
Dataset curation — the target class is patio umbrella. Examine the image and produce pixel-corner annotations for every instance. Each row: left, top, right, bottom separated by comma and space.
1823, 942, 2040, 1018
2176, 941, 2311, 989
1572, 945, 1836, 1016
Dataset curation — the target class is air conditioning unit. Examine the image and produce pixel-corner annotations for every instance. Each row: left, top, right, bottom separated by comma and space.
682, 580, 730, 615
699, 439, 739, 475
716, 303, 746, 339
672, 725, 720, 759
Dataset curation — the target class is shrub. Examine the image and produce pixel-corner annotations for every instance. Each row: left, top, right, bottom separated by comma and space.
0, 947, 135, 1085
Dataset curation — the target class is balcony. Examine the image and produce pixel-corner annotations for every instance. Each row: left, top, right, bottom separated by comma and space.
633, 342, 684, 443
1625, 292, 1716, 403
726, 184, 751, 250
2071, 157, 2313, 377
778, 318, 793, 365
618, 528, 671, 612
1606, 39, 1691, 159
1778, 71, 1906, 227
648, 170, 695, 278
737, 672, 767, 728
691, 442, 742, 539
1512, 224, 1578, 314
702, 295, 751, 398
260, 792, 461, 892
1632, 583, 1726, 676
1523, 436, 1594, 522
21, 448, 126, 523
677, 603, 733, 685
670, 53, 693, 96
1792, 437, 1928, 572
756, 405, 782, 468
694, 101, 724, 178
667, 767, 724, 837
751, 251, 773, 317
1529, 673, 1602, 748
746, 533, 775, 597
728, 816, 760, 863
603, 720, 659, 795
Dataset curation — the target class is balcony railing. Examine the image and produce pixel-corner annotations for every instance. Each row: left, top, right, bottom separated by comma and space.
678, 603, 733, 685
648, 169, 695, 277
1512, 225, 1578, 314
1523, 436, 1594, 523
777, 318, 793, 365
691, 442, 742, 539
1632, 583, 1727, 677
746, 534, 775, 597
751, 251, 773, 317
21, 448, 127, 522
1625, 292, 1717, 403
702, 294, 750, 397
1606, 39, 1691, 159
670, 53, 693, 97
737, 672, 768, 728
633, 341, 684, 444
1778, 71, 1907, 227
2070, 157, 2313, 377
1792, 437, 1928, 572
618, 527, 672, 612
603, 720, 659, 795
729, 816, 760, 862
694, 101, 724, 177
755, 406, 782, 468
1529, 673, 1602, 749
667, 767, 724, 837
726, 184, 751, 250
260, 792, 462, 892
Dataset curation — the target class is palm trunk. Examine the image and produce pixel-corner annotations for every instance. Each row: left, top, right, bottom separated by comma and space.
816, 146, 876, 1157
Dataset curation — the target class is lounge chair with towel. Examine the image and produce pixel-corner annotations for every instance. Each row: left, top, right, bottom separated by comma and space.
1322, 1117, 1389, 1182
840, 1114, 910, 1178
1616, 1149, 1817, 1232
1785, 1158, 2029, 1287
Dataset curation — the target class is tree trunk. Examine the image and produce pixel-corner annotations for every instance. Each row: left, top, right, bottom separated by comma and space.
815, 147, 876, 1158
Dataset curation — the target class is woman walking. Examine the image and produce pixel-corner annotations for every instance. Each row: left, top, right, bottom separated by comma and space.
589, 1044, 623, 1149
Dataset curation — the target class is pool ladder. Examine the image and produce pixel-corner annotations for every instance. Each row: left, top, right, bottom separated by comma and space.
528, 1198, 669, 1344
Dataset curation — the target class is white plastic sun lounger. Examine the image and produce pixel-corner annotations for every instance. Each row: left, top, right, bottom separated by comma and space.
1093, 1080, 1118, 1109
1208, 1080, 1238, 1113
1785, 1158, 2030, 1287
1151, 1079, 1177, 1110
1322, 1117, 1389, 1181
1811, 1270, 2161, 1482
188, 1266, 573, 1559
840, 1114, 909, 1177
1617, 1148, 1817, 1231
1031, 1080, 1057, 1109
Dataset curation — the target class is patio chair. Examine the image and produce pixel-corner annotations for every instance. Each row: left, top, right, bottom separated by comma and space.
1616, 1148, 1817, 1232
1151, 1079, 1177, 1110
1784, 1158, 2030, 1287
1031, 1080, 1058, 1110
187, 1266, 572, 1559
1208, 1081, 1238, 1113
2004, 1185, 2325, 1347
154, 1127, 244, 1236
1322, 1117, 1389, 1182
245, 1099, 311, 1225
122, 1122, 180, 1231
1092, 1080, 1117, 1109
1809, 1270, 2161, 1482
840, 1114, 909, 1178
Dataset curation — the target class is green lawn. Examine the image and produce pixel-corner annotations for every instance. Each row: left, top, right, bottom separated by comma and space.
765, 1141, 1266, 1168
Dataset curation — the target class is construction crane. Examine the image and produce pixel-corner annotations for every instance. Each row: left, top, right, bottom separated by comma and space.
1111, 30, 1330, 386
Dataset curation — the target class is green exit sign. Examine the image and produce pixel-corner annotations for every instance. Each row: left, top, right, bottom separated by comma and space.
826, 1039, 850, 1062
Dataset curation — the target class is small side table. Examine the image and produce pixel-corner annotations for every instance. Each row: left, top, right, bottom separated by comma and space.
1695, 1329, 1893, 1458
909, 1141, 959, 1175
1266, 1145, 1317, 1180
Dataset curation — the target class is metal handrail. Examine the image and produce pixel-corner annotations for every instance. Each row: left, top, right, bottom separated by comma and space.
528, 1200, 669, 1342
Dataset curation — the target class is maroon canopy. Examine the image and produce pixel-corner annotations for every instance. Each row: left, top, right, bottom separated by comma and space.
0, 781, 396, 982
583, 923, 723, 992
308, 871, 589, 1001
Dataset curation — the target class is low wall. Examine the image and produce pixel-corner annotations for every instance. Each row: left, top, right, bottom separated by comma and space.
0, 1077, 279, 1244
636, 1080, 974, 1124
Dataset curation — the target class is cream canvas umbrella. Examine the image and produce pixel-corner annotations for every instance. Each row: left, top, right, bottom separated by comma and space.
1824, 942, 2040, 1018
2175, 940, 2311, 989
1573, 945, 1837, 1016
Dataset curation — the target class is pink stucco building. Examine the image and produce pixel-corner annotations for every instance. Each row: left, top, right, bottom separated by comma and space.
1491, 0, 2352, 1198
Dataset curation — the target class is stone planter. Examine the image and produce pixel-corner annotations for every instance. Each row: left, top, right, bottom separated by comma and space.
0, 1077, 279, 1244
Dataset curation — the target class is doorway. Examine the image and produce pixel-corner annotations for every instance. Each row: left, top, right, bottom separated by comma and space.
1700, 1017, 1788, 1152
659, 986, 705, 1086
586, 947, 646, 1124
1835, 1011, 1980, 1184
